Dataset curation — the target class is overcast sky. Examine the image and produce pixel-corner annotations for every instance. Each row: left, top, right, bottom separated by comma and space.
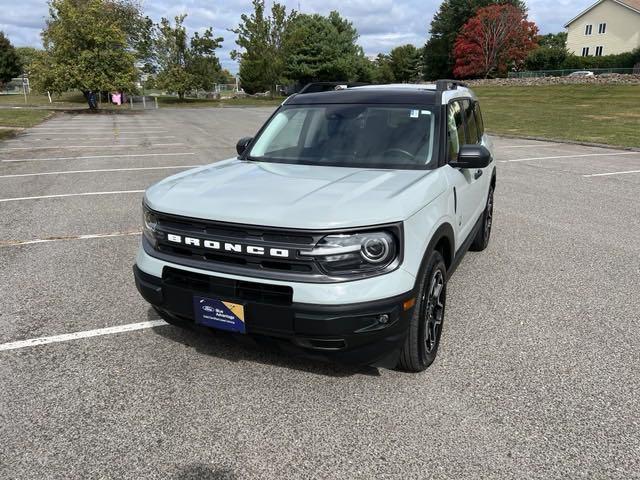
1, 0, 594, 73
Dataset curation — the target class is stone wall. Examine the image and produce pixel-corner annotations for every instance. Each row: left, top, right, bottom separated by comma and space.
465, 74, 640, 87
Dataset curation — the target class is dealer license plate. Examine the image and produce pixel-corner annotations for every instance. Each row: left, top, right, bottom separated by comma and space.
193, 297, 246, 334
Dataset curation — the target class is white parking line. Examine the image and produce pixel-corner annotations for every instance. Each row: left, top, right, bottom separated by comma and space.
0, 189, 144, 202
1, 152, 196, 163
66, 120, 162, 124
0, 165, 201, 179
499, 144, 556, 149
1, 143, 184, 151
5, 135, 176, 143
583, 169, 640, 178
500, 152, 639, 163
0, 321, 168, 352
32, 126, 166, 130
25, 130, 168, 135
0, 231, 141, 247
11, 136, 177, 141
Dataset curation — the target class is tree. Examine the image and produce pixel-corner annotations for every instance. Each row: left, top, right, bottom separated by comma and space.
524, 32, 568, 71
153, 15, 223, 98
0, 32, 22, 88
388, 44, 421, 83
15, 47, 41, 75
453, 4, 538, 78
282, 11, 369, 86
537, 32, 567, 49
189, 30, 225, 91
217, 69, 236, 85
31, 0, 146, 109
373, 53, 395, 83
231, 0, 294, 95
422, 0, 527, 80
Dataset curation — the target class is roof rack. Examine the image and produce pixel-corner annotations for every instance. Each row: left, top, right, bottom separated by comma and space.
435, 79, 468, 91
298, 82, 369, 94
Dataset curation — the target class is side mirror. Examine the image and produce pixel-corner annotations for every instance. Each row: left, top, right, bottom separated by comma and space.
236, 136, 253, 156
450, 145, 492, 169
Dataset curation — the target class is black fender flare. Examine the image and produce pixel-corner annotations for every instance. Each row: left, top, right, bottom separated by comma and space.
412, 222, 455, 293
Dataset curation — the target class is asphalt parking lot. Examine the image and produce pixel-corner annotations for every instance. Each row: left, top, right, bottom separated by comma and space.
1, 108, 639, 479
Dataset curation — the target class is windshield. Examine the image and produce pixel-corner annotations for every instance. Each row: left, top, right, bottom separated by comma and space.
247, 104, 439, 169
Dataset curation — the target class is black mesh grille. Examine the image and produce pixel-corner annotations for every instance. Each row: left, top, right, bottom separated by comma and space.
163, 267, 293, 305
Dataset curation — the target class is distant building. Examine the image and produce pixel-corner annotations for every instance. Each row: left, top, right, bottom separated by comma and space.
565, 0, 640, 56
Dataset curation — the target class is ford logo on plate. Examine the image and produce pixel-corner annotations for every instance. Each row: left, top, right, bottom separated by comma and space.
202, 305, 216, 313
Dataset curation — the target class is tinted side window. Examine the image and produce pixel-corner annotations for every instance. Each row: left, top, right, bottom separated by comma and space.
463, 100, 479, 144
447, 101, 465, 162
474, 102, 485, 138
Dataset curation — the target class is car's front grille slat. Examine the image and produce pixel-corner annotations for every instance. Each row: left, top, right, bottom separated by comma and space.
152, 212, 323, 278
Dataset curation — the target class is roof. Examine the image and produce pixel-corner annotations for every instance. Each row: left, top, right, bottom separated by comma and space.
565, 0, 640, 27
286, 84, 470, 106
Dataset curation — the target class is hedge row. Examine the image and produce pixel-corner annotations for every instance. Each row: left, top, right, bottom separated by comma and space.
525, 47, 640, 72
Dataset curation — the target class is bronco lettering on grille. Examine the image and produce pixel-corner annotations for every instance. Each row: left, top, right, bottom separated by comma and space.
166, 234, 290, 258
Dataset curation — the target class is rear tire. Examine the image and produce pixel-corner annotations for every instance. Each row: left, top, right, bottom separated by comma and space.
470, 183, 494, 252
397, 250, 447, 372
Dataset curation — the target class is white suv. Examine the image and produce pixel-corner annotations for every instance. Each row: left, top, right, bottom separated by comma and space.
134, 81, 496, 372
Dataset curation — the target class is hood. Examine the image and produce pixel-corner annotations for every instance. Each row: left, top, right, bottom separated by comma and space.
144, 159, 446, 229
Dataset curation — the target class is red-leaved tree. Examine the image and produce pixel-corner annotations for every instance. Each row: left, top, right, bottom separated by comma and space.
453, 4, 538, 78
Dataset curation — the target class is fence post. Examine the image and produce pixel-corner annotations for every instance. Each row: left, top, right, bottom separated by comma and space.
155, 97, 158, 109
142, 96, 146, 109
22, 75, 28, 104
130, 96, 133, 109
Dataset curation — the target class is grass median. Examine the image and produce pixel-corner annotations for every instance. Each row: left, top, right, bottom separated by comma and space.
474, 84, 640, 148
0, 109, 54, 140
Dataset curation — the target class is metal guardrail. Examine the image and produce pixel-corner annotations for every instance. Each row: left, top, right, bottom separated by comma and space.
508, 67, 637, 78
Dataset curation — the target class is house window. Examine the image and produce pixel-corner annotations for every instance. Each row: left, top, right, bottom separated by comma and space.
582, 47, 590, 56
585, 24, 593, 35
598, 23, 606, 34
595, 46, 604, 56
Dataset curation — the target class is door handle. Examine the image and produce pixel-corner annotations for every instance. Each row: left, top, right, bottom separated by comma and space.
474, 169, 483, 180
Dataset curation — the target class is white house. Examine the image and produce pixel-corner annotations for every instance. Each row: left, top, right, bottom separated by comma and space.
565, 0, 640, 56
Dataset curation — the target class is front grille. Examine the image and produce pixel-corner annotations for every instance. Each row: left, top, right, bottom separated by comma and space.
163, 267, 293, 305
149, 211, 328, 281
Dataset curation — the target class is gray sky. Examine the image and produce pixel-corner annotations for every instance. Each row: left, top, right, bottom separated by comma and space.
1, 0, 593, 73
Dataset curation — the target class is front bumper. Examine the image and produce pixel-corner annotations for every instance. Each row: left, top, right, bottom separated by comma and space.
134, 265, 416, 367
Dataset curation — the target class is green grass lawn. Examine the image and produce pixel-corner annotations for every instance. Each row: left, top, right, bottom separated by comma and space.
0, 109, 54, 139
0, 109, 54, 128
474, 84, 640, 148
0, 92, 86, 108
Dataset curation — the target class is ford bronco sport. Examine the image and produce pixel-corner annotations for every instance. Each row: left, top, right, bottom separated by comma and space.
133, 81, 496, 372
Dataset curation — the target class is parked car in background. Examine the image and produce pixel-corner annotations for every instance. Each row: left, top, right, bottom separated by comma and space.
568, 71, 595, 78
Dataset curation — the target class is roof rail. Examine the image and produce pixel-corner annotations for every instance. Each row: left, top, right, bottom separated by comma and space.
435, 79, 469, 91
298, 82, 369, 94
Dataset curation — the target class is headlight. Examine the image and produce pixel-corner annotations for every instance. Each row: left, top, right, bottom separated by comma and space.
301, 231, 398, 275
142, 204, 158, 246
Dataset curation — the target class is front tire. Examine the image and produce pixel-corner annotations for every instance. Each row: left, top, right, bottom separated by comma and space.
470, 183, 494, 252
397, 250, 447, 372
